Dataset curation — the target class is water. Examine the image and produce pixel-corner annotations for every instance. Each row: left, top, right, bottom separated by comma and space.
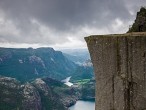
64, 81, 73, 86
61, 76, 73, 87
62, 77, 95, 110
69, 100, 95, 110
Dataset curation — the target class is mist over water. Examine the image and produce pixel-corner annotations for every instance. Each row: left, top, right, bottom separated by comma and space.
69, 100, 95, 110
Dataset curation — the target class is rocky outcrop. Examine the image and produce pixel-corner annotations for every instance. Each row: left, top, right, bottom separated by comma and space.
33, 78, 68, 110
0, 76, 42, 110
40, 77, 80, 108
23, 83, 42, 110
0, 76, 80, 110
0, 76, 24, 110
128, 7, 146, 32
85, 32, 146, 110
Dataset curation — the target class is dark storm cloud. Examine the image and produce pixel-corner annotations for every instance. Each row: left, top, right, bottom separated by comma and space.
0, 0, 145, 48
0, 0, 130, 29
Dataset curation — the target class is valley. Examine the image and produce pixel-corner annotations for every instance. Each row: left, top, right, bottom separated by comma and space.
0, 47, 95, 110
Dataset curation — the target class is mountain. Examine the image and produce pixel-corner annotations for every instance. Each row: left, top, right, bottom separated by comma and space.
0, 76, 79, 110
61, 49, 94, 81
0, 47, 95, 110
0, 47, 77, 82
71, 66, 94, 81
61, 49, 90, 64
128, 7, 146, 32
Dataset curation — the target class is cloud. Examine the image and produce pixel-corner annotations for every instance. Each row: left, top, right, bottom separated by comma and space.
0, 0, 145, 49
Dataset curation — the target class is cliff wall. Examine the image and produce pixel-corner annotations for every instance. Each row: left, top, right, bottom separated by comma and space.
85, 32, 146, 110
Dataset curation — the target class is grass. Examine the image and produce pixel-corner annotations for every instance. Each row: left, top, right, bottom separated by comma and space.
73, 79, 90, 85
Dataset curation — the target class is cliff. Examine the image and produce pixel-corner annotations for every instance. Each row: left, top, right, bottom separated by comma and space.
85, 32, 146, 110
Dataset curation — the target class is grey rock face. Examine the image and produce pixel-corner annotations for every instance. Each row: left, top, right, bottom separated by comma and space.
85, 32, 146, 110
0, 76, 70, 110
0, 76, 42, 110
23, 83, 42, 110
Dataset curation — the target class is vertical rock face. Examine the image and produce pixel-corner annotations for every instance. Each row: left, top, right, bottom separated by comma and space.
85, 32, 146, 110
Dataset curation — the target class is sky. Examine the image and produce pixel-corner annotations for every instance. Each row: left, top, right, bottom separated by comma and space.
0, 0, 145, 49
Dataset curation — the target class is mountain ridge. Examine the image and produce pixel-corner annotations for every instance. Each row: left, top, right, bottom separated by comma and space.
0, 47, 77, 82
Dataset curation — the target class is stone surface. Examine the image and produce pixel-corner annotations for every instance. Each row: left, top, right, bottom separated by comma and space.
85, 32, 146, 110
